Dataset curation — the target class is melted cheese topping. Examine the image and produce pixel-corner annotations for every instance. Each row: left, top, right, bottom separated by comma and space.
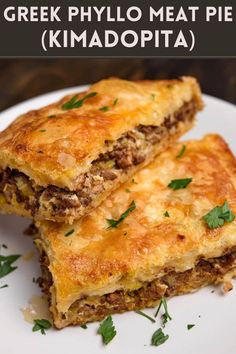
0, 77, 202, 189
36, 134, 236, 313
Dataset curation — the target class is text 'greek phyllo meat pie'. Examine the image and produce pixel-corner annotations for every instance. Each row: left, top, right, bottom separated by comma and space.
0, 77, 203, 223
35, 135, 236, 328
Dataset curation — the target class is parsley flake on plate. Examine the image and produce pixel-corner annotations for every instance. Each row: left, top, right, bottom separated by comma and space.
187, 324, 195, 330
155, 297, 172, 326
168, 178, 192, 190
164, 211, 170, 217
0, 284, 8, 289
64, 229, 75, 237
135, 310, 156, 323
203, 201, 235, 229
62, 92, 97, 110
32, 319, 51, 335
151, 328, 169, 347
80, 324, 88, 329
97, 316, 116, 345
107, 200, 136, 228
0, 254, 21, 279
176, 144, 186, 158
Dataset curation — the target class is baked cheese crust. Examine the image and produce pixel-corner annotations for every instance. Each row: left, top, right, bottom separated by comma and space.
0, 77, 202, 189
35, 134, 236, 323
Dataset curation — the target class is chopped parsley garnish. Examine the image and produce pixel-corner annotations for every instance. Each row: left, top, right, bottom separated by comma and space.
131, 178, 138, 184
39, 129, 46, 132
168, 178, 192, 190
125, 188, 131, 193
113, 98, 119, 106
48, 114, 56, 118
32, 319, 51, 335
1, 244, 7, 249
151, 328, 169, 347
135, 310, 156, 323
97, 316, 116, 345
154, 297, 172, 326
164, 211, 170, 217
80, 324, 88, 329
203, 201, 235, 229
176, 144, 186, 158
187, 324, 195, 330
64, 229, 75, 237
0, 254, 21, 279
99, 98, 119, 112
62, 92, 97, 110
32, 277, 36, 283
107, 200, 136, 228
99, 106, 110, 112
151, 94, 156, 101
0, 284, 8, 289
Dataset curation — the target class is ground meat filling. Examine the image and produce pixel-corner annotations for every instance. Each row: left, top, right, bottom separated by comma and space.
38, 247, 236, 327
0, 99, 197, 218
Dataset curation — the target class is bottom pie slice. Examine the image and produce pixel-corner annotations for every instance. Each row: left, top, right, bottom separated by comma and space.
35, 134, 236, 328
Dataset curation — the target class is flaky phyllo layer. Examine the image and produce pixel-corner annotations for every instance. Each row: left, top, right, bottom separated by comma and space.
0, 77, 203, 223
38, 245, 236, 329
35, 135, 236, 328
0, 99, 199, 223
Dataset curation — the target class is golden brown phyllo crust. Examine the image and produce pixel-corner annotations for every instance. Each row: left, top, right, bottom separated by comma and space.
0, 99, 198, 223
34, 135, 236, 328
0, 77, 203, 223
38, 246, 236, 329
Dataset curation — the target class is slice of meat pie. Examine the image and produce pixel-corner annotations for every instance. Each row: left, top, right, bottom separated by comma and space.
0, 77, 203, 223
35, 134, 236, 328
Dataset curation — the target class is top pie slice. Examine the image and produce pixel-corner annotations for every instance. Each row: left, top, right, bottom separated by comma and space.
0, 77, 203, 223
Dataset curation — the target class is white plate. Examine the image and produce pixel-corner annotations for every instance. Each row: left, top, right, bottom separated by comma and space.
0, 88, 236, 354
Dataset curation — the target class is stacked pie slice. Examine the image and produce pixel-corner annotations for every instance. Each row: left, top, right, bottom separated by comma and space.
0, 77, 202, 223
2, 77, 235, 329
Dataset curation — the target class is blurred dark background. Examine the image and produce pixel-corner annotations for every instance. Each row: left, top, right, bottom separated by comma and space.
0, 59, 236, 111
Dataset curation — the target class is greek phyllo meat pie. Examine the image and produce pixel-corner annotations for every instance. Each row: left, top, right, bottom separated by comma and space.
35, 135, 236, 329
0, 77, 203, 223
